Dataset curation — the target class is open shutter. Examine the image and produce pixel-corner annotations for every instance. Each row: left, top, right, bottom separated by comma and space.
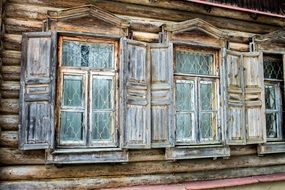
150, 43, 174, 147
19, 32, 56, 150
243, 52, 266, 143
225, 50, 246, 144
120, 39, 151, 149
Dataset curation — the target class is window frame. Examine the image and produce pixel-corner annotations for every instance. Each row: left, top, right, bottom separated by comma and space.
173, 45, 221, 145
56, 35, 120, 149
263, 53, 284, 142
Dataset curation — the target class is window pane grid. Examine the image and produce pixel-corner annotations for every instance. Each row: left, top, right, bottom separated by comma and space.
264, 83, 282, 140
90, 76, 115, 144
175, 48, 219, 145
176, 50, 215, 75
58, 38, 117, 148
62, 40, 114, 69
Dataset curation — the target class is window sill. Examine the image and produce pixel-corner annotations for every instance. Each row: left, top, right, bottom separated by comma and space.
46, 148, 128, 164
258, 142, 285, 155
165, 145, 230, 160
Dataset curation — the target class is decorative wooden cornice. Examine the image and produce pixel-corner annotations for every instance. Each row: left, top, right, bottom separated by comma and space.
164, 18, 227, 39
254, 29, 285, 43
47, 5, 130, 29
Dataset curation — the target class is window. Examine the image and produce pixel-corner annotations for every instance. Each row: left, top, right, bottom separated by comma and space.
174, 46, 220, 144
263, 54, 284, 141
57, 36, 119, 148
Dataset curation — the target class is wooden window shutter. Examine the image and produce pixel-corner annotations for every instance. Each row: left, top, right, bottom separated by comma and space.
120, 39, 151, 149
225, 50, 245, 144
150, 43, 174, 147
225, 50, 266, 145
19, 32, 57, 150
243, 52, 266, 144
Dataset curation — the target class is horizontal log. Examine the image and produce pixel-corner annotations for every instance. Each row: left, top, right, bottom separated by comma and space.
8, 0, 281, 34
2, 66, 21, 81
132, 31, 159, 42
1, 50, 21, 60
129, 149, 165, 162
115, 0, 285, 27
130, 20, 162, 33
6, 3, 61, 21
1, 165, 285, 189
0, 99, 19, 114
3, 34, 22, 51
0, 148, 45, 165
1, 81, 20, 99
5, 18, 42, 34
8, 0, 285, 28
1, 50, 21, 66
3, 34, 22, 44
0, 115, 19, 131
228, 42, 249, 52
0, 131, 18, 148
230, 145, 257, 156
2, 153, 285, 180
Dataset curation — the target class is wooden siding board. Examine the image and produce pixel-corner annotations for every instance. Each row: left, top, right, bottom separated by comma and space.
19, 32, 56, 150
2, 165, 285, 189
150, 43, 174, 147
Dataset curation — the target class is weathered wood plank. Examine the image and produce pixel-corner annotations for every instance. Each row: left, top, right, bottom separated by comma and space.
228, 42, 249, 52
230, 145, 257, 156
1, 165, 285, 189
4, 18, 42, 34
0, 148, 45, 165
114, 0, 285, 27
3, 34, 22, 51
0, 131, 18, 148
1, 81, 20, 98
1, 50, 21, 66
2, 154, 285, 180
128, 149, 165, 162
0, 99, 19, 114
2, 66, 21, 81
8, 0, 285, 28
6, 3, 60, 21
132, 31, 159, 42
0, 115, 19, 131
7, 0, 281, 33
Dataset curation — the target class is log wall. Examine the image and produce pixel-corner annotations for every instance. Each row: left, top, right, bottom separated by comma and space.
0, 0, 285, 189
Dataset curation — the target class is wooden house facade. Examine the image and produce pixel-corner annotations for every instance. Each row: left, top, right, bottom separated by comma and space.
0, 0, 285, 189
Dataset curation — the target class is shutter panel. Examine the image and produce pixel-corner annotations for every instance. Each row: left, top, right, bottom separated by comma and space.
19, 32, 57, 150
225, 50, 246, 144
243, 52, 266, 143
150, 43, 174, 147
120, 39, 151, 149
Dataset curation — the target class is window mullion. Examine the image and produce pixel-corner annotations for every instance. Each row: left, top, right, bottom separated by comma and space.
87, 70, 91, 147
196, 77, 200, 143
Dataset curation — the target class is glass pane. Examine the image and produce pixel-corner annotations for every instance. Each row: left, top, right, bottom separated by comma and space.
264, 56, 283, 79
60, 112, 84, 142
265, 85, 276, 110
89, 43, 113, 69
62, 76, 83, 107
200, 113, 214, 140
176, 112, 193, 141
176, 81, 194, 111
176, 51, 214, 75
81, 45, 90, 67
200, 82, 214, 111
266, 113, 278, 138
92, 112, 112, 141
62, 40, 114, 69
92, 78, 113, 109
62, 41, 81, 67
